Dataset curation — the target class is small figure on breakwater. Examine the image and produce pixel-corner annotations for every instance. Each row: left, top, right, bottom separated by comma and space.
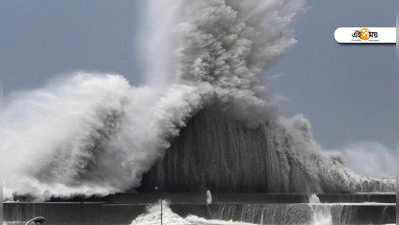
206, 189, 213, 205
205, 189, 213, 218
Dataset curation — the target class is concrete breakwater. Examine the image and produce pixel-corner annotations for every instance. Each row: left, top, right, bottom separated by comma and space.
3, 193, 396, 225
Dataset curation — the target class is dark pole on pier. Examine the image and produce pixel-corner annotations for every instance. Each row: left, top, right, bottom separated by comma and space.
160, 199, 163, 225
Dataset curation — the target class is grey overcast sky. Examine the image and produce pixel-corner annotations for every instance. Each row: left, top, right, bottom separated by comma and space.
0, 0, 398, 149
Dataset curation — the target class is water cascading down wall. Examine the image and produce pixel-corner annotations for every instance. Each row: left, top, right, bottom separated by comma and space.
139, 106, 394, 194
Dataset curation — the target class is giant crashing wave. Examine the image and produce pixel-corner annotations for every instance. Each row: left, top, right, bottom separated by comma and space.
0, 0, 394, 199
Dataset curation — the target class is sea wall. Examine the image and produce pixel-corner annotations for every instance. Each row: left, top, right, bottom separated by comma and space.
4, 202, 395, 225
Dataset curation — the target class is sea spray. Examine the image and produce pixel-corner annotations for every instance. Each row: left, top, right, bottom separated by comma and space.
130, 201, 257, 225
309, 194, 332, 225
0, 74, 207, 198
337, 142, 398, 178
0, 0, 395, 199
141, 0, 306, 88
0, 0, 307, 199
140, 109, 395, 193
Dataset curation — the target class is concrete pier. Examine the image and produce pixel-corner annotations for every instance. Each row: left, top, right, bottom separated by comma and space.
3, 193, 396, 225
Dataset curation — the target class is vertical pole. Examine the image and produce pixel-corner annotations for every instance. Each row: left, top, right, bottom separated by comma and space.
0, 180, 3, 225
160, 199, 163, 225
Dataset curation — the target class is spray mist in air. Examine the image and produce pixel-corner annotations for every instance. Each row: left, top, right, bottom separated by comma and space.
0, 0, 394, 200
